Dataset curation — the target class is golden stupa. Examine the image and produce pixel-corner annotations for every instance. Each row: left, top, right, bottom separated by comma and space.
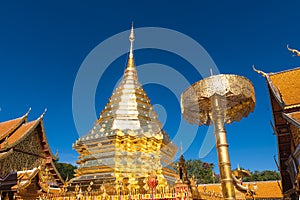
70, 25, 178, 194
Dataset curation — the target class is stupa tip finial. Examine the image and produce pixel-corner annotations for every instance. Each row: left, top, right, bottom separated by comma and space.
130, 22, 134, 41
129, 22, 135, 58
210, 68, 213, 76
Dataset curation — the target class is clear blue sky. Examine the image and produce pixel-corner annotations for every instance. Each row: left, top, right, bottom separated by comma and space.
1, 1, 300, 173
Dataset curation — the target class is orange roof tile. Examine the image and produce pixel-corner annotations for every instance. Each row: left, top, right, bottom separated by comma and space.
0, 117, 26, 141
254, 181, 283, 198
198, 181, 282, 199
269, 67, 300, 108
0, 120, 39, 149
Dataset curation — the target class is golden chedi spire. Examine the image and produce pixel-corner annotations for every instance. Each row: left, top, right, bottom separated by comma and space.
124, 22, 138, 80
95, 23, 161, 133
129, 22, 135, 59
72, 24, 178, 193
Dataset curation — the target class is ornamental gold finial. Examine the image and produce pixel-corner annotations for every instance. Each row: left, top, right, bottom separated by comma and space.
4, 136, 8, 148
287, 44, 300, 56
129, 22, 135, 59
25, 107, 31, 117
252, 65, 267, 77
54, 150, 59, 160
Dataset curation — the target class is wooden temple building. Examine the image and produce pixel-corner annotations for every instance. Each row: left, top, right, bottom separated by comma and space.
69, 25, 178, 194
0, 109, 64, 199
254, 65, 300, 199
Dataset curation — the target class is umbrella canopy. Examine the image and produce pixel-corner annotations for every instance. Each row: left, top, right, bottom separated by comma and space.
181, 74, 255, 126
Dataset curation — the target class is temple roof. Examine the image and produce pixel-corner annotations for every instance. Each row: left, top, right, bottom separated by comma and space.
254, 66, 300, 119
0, 119, 39, 149
268, 67, 300, 108
0, 109, 46, 151
254, 66, 300, 109
0, 110, 64, 187
0, 109, 29, 141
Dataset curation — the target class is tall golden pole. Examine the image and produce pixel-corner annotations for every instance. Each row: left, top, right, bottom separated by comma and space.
181, 74, 256, 199
211, 95, 235, 199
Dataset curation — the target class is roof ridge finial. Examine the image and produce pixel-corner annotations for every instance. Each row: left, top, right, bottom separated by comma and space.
252, 65, 267, 77
25, 107, 32, 117
129, 22, 135, 59
287, 44, 300, 57
39, 108, 47, 120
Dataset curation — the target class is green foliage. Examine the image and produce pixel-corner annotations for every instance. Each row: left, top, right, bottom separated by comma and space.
174, 159, 280, 184
174, 159, 219, 184
54, 162, 77, 181
243, 170, 280, 182
186, 160, 219, 184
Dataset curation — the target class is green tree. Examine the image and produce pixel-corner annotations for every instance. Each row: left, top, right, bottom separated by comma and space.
54, 162, 77, 181
231, 167, 280, 182
243, 170, 280, 182
174, 160, 280, 184
174, 159, 219, 184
